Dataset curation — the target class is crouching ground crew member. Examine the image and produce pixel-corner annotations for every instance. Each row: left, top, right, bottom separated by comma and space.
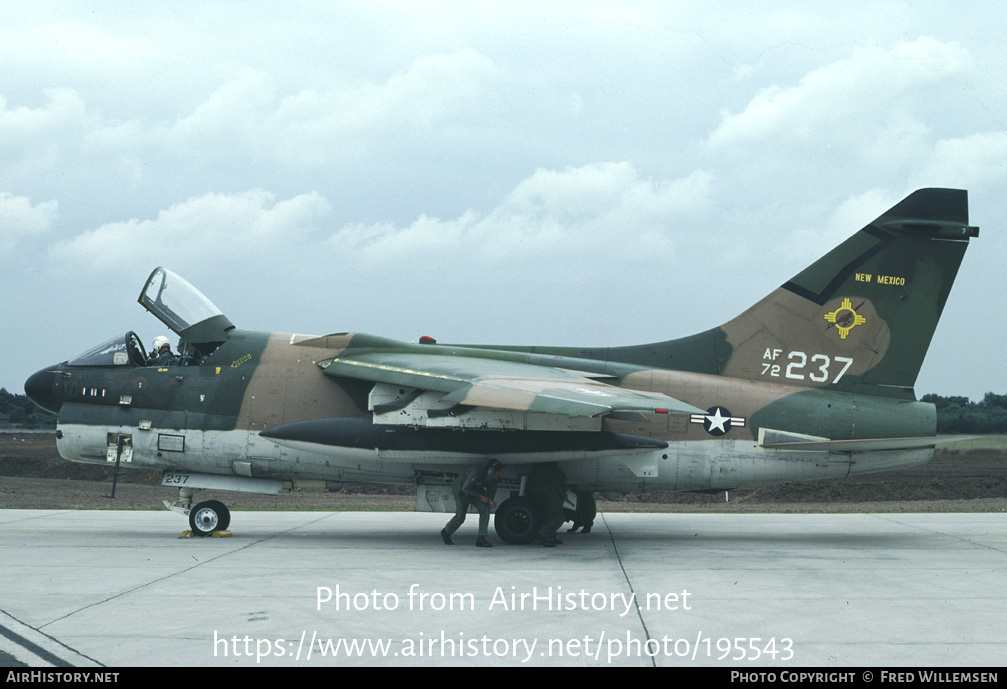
528, 462, 566, 547
441, 459, 503, 548
566, 491, 597, 534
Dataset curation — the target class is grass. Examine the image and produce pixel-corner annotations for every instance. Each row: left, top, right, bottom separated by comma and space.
937, 434, 1007, 451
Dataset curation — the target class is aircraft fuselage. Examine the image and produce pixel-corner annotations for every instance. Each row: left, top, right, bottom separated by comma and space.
44, 327, 936, 496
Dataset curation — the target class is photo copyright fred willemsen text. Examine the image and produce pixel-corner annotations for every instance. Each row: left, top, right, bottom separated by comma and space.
210, 585, 794, 663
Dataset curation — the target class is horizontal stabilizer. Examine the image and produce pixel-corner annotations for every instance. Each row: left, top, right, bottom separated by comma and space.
760, 436, 962, 452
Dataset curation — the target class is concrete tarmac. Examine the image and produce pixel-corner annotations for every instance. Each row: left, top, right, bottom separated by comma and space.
0, 510, 1004, 667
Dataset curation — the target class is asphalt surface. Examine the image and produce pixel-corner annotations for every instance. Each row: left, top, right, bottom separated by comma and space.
1, 510, 1005, 667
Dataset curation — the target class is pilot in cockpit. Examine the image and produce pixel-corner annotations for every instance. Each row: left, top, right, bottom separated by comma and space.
149, 335, 174, 366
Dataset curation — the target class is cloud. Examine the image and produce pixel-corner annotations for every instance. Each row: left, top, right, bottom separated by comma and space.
48, 189, 331, 272
707, 37, 970, 151
1, 50, 503, 218
782, 187, 899, 263
0, 193, 57, 253
0, 87, 91, 178
45, 162, 717, 326
912, 131, 1007, 192
49, 161, 713, 275
0, 88, 88, 139
0, 88, 125, 191
324, 163, 714, 270
164, 51, 500, 166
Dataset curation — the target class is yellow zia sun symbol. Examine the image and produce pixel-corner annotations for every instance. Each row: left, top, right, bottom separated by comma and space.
824, 298, 867, 339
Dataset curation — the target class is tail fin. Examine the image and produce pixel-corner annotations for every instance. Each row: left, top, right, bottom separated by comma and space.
644, 189, 978, 398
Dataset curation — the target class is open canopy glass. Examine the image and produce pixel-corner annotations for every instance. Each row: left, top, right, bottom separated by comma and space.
138, 267, 234, 354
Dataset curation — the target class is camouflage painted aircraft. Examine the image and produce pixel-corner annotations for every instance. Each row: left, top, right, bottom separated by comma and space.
24, 188, 979, 542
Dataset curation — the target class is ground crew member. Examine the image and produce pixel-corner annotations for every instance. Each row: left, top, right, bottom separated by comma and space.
528, 462, 566, 547
441, 459, 503, 547
567, 491, 597, 534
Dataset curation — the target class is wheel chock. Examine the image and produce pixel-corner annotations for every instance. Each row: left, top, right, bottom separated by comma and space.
179, 529, 231, 538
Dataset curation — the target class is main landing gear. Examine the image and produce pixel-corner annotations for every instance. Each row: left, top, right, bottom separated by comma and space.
493, 491, 597, 545
164, 487, 232, 537
493, 497, 539, 545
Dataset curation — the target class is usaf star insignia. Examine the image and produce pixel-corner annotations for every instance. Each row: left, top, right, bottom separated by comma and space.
690, 406, 746, 436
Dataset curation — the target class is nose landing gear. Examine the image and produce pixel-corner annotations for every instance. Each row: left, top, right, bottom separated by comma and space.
164, 486, 232, 537
188, 500, 231, 537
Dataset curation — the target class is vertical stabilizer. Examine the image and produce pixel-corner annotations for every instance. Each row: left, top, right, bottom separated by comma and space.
613, 189, 978, 399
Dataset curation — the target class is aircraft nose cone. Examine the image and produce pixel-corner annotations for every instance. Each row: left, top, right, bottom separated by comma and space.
24, 366, 61, 415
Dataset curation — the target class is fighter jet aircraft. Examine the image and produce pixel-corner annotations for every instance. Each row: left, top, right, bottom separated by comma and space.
24, 188, 979, 542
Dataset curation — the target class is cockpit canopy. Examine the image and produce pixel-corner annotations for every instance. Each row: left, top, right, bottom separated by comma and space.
68, 332, 148, 367
139, 267, 234, 355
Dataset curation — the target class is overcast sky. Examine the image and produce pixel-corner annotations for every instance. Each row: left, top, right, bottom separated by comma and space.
2, 2, 1004, 400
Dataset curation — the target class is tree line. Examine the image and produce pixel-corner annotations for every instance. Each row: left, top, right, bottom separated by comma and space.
2, 388, 1006, 433
0, 387, 56, 427
919, 392, 1007, 434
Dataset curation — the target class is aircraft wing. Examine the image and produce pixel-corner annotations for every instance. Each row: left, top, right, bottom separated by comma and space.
318, 352, 704, 418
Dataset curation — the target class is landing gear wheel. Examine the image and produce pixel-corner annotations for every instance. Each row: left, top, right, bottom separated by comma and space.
189, 500, 230, 536
494, 497, 540, 545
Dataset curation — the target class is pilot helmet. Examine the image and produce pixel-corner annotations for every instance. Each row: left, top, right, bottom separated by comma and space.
152, 335, 171, 352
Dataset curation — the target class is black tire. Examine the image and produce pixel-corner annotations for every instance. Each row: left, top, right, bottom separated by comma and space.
216, 502, 231, 531
494, 497, 539, 545
189, 500, 230, 536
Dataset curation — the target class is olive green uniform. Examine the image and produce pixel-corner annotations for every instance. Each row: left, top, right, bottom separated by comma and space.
443, 466, 495, 537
